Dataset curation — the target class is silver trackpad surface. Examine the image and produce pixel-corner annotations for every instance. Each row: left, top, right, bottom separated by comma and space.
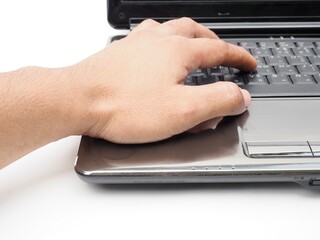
242, 98, 320, 158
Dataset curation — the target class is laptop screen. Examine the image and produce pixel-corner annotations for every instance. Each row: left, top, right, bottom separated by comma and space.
108, 0, 320, 29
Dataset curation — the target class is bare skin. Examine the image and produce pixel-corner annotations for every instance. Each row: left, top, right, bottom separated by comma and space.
0, 18, 256, 169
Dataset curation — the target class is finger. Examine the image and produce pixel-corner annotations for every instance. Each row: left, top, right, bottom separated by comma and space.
159, 17, 219, 39
175, 82, 251, 130
179, 38, 257, 74
131, 19, 160, 33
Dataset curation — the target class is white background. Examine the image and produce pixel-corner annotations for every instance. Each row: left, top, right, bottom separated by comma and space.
0, 1, 319, 239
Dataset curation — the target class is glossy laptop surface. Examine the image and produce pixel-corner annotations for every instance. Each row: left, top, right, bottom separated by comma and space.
75, 0, 320, 190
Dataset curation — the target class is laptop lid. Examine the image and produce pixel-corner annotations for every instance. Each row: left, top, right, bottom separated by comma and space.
107, 0, 320, 29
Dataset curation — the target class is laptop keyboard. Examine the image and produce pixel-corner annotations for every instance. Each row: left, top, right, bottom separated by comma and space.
185, 37, 320, 97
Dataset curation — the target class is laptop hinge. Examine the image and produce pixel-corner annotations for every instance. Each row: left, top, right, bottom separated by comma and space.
201, 22, 320, 30
129, 19, 320, 31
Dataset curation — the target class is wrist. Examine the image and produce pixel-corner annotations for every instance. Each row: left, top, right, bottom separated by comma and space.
63, 57, 115, 138
21, 66, 85, 139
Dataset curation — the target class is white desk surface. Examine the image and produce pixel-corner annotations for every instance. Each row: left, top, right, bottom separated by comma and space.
0, 1, 319, 239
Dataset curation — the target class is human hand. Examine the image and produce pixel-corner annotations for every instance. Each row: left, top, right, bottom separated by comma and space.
72, 18, 256, 143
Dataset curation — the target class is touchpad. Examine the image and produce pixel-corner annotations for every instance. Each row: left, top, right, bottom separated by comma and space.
242, 98, 320, 158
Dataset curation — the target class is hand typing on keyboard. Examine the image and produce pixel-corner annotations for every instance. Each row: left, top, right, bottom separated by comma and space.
75, 18, 256, 144
0, 18, 256, 167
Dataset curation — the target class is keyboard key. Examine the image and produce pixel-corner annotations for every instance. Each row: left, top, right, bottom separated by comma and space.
251, 48, 272, 57
274, 65, 296, 75
278, 41, 296, 48
292, 47, 315, 56
312, 74, 320, 83
239, 42, 257, 49
314, 48, 320, 56
255, 65, 274, 75
286, 56, 309, 65
185, 75, 197, 85
265, 56, 287, 66
297, 64, 319, 74
229, 68, 241, 74
221, 74, 245, 85
308, 56, 320, 65
245, 74, 268, 85
259, 41, 277, 48
268, 74, 291, 84
197, 75, 218, 85
191, 68, 207, 76
254, 56, 265, 65
291, 74, 315, 84
296, 42, 315, 48
209, 66, 229, 76
272, 47, 293, 57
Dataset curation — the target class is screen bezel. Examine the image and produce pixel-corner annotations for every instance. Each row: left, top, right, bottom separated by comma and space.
107, 0, 320, 29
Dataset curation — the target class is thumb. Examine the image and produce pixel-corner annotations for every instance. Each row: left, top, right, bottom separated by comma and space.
177, 82, 251, 130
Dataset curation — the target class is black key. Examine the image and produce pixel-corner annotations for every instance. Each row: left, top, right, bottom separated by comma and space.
229, 68, 241, 74
191, 68, 207, 76
259, 41, 277, 48
286, 56, 309, 65
185, 75, 197, 85
221, 74, 245, 86
278, 41, 296, 48
239, 42, 257, 49
292, 47, 314, 56
255, 65, 274, 75
265, 56, 287, 66
251, 48, 272, 57
268, 74, 291, 84
245, 74, 268, 85
272, 47, 293, 57
308, 56, 320, 65
297, 65, 319, 74
197, 75, 219, 85
274, 65, 296, 75
291, 74, 315, 84
296, 42, 315, 48
209, 66, 229, 76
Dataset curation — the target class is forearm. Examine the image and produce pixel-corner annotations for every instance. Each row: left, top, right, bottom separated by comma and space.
0, 66, 86, 168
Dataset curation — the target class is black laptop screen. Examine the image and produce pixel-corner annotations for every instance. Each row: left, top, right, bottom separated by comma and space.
108, 0, 320, 29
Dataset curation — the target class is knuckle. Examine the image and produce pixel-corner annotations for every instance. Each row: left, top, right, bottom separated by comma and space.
180, 17, 196, 26
142, 18, 156, 25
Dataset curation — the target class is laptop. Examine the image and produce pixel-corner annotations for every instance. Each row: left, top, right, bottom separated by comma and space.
75, 0, 320, 190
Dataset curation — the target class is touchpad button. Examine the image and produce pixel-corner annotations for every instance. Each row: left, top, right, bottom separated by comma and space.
245, 141, 312, 158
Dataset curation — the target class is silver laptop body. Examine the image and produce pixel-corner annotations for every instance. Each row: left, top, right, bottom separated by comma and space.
75, 0, 320, 190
